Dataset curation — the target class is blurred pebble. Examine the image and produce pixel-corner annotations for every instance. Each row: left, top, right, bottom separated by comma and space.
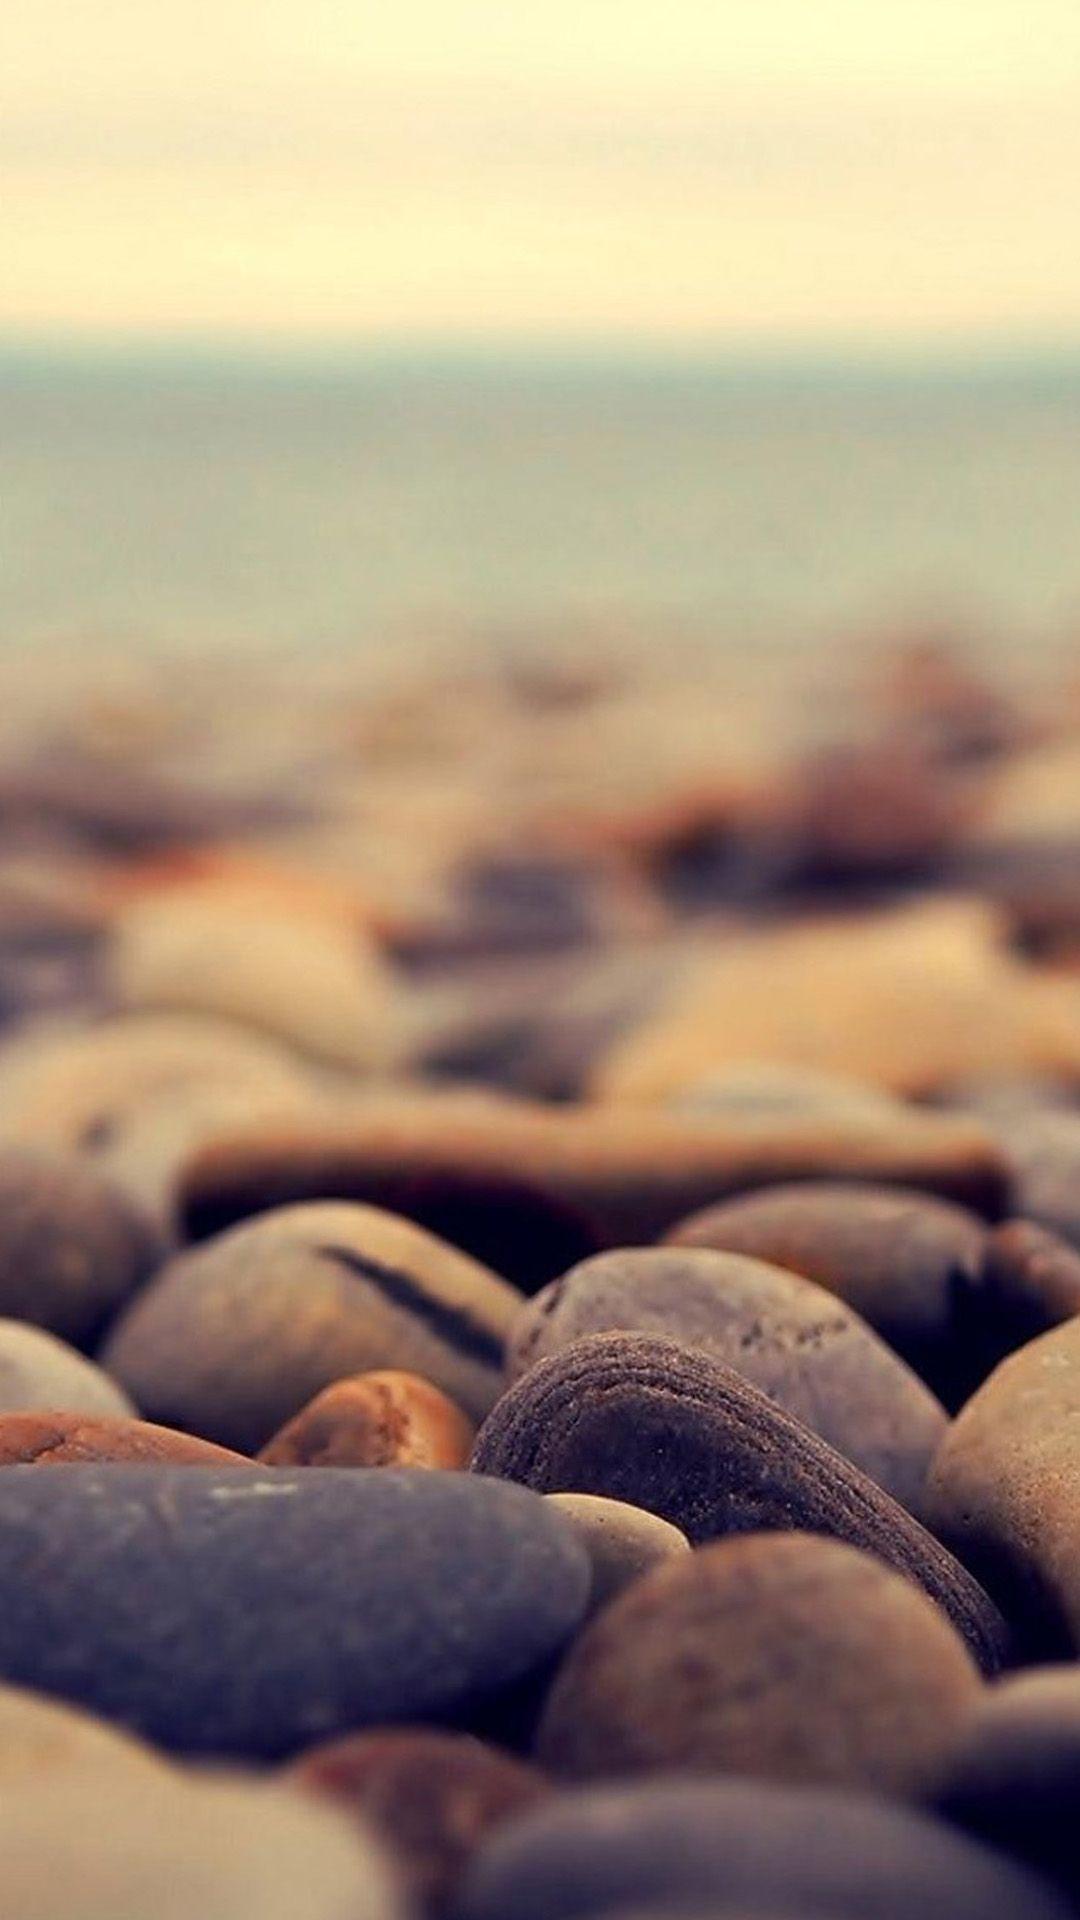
0, 1320, 134, 1418
453, 1776, 1069, 1920
0, 1680, 164, 1780
259, 1370, 474, 1469
510, 1247, 947, 1514
0, 1466, 589, 1757
543, 1494, 690, 1615
103, 1201, 522, 1449
0, 1768, 401, 1920
109, 889, 402, 1073
932, 1667, 1080, 1891
471, 1331, 1006, 1672
287, 1727, 549, 1915
0, 1145, 159, 1346
536, 1532, 981, 1795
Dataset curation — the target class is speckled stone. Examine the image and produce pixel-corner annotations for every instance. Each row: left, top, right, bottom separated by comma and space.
536, 1532, 981, 1794
287, 1728, 549, 1915
933, 1667, 1080, 1889
510, 1248, 947, 1513
102, 1202, 523, 1448
0, 1466, 590, 1757
926, 1315, 1080, 1651
0, 1768, 401, 1920
0, 1412, 250, 1466
543, 1495, 690, 1616
453, 1777, 1069, 1920
259, 1371, 474, 1469
471, 1332, 1007, 1673
0, 1145, 160, 1346
667, 1181, 988, 1394
0, 1320, 134, 1419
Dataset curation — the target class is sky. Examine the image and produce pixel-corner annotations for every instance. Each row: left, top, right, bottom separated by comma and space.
4, 1, 1080, 347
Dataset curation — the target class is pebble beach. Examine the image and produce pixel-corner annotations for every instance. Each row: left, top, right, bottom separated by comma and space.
2, 626, 1080, 1915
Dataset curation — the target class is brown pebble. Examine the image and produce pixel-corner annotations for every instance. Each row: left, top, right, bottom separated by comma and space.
259, 1371, 474, 1469
470, 1331, 1007, 1674
926, 1315, 1080, 1652
0, 1411, 251, 1466
287, 1727, 549, 1914
932, 1667, 1080, 1890
667, 1181, 988, 1396
0, 1145, 160, 1347
536, 1532, 982, 1796
177, 1093, 1008, 1282
979, 1219, 1080, 1355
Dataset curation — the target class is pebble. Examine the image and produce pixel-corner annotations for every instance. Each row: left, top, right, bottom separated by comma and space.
470, 1331, 1007, 1672
0, 1679, 164, 1780
0, 1768, 401, 1920
177, 1092, 1009, 1271
976, 1218, 1080, 1367
670, 1061, 907, 1122
932, 1667, 1080, 1890
543, 1494, 690, 1615
0, 1465, 590, 1756
925, 1314, 1080, 1650
453, 1776, 1069, 1920
109, 888, 402, 1073
0, 1145, 160, 1346
536, 1532, 981, 1794
287, 1727, 549, 1915
259, 1370, 474, 1469
0, 1320, 134, 1418
510, 1248, 947, 1513
0, 1411, 250, 1465
102, 1201, 523, 1448
667, 1180, 988, 1395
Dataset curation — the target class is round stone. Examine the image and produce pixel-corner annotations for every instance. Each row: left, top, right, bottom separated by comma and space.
0, 1145, 160, 1346
259, 1371, 474, 1469
544, 1495, 690, 1616
0, 1320, 134, 1419
102, 1202, 523, 1448
510, 1247, 947, 1513
536, 1532, 981, 1795
471, 1332, 1007, 1673
0, 1465, 590, 1757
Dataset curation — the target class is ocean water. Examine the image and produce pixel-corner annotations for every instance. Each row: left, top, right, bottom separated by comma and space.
2, 346, 1080, 662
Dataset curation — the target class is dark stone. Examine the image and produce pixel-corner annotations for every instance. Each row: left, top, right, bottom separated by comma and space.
933, 1667, 1080, 1892
471, 1332, 1007, 1673
454, 1777, 1069, 1920
0, 1466, 590, 1757
509, 1247, 947, 1513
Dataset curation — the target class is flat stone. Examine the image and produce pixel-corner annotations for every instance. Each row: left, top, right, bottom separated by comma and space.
511, 1248, 947, 1513
0, 1466, 590, 1757
544, 1495, 690, 1615
103, 1202, 523, 1447
925, 1315, 1080, 1650
0, 1412, 251, 1465
454, 1777, 1069, 1920
0, 1768, 401, 1920
287, 1728, 549, 1915
536, 1532, 981, 1795
667, 1181, 988, 1396
0, 1320, 134, 1419
471, 1332, 1007, 1673
259, 1371, 474, 1469
177, 1094, 1009, 1276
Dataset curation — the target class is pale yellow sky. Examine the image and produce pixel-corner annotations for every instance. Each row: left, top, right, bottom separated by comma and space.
5, 1, 1080, 343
